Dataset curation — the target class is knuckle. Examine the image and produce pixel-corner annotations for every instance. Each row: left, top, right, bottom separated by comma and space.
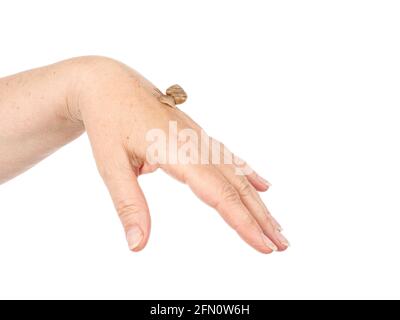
233, 155, 247, 167
231, 214, 255, 232
219, 182, 240, 205
237, 177, 253, 197
115, 199, 144, 221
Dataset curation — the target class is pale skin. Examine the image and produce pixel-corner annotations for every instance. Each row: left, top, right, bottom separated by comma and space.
0, 56, 289, 253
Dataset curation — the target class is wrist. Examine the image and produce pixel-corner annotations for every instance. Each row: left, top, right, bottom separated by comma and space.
65, 56, 153, 126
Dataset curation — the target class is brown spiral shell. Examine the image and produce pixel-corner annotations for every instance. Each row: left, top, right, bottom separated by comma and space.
159, 84, 187, 107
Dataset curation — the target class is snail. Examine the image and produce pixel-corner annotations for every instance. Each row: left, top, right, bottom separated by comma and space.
159, 84, 187, 108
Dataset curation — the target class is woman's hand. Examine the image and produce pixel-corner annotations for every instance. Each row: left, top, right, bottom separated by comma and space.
0, 56, 289, 253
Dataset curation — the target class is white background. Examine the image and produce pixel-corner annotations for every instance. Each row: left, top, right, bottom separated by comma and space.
0, 0, 399, 299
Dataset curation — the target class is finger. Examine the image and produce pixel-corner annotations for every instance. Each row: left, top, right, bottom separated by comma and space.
163, 117, 271, 192
232, 154, 271, 192
233, 164, 281, 231
244, 170, 271, 192
207, 137, 271, 192
236, 165, 271, 192
95, 148, 151, 252
163, 163, 278, 253
219, 164, 289, 251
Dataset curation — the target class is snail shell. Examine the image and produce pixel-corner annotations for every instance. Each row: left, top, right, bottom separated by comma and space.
159, 84, 187, 107
166, 84, 187, 105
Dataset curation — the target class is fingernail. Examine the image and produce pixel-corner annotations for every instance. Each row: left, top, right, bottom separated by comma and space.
126, 225, 143, 251
261, 234, 278, 251
275, 231, 290, 247
257, 175, 271, 187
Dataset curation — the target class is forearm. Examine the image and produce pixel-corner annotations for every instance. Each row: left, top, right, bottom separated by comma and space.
0, 58, 85, 183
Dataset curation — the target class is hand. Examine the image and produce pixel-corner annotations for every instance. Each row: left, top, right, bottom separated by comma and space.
0, 56, 289, 253
73, 57, 289, 253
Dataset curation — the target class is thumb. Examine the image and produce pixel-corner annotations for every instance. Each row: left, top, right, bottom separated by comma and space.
97, 151, 151, 252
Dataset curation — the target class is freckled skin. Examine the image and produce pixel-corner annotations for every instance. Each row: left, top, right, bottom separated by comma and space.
0, 56, 288, 253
